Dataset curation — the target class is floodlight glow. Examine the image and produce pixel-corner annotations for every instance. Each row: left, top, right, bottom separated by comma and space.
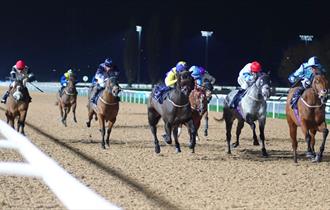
201, 31, 213, 37
136, 26, 142, 32
299, 35, 313, 41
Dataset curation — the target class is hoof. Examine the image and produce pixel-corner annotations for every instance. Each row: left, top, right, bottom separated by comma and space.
155, 145, 161, 154
253, 141, 260, 146
306, 152, 316, 158
101, 144, 106, 149
86, 122, 90, 127
312, 155, 322, 163
162, 134, 172, 144
176, 147, 181, 153
106, 140, 110, 147
232, 142, 239, 148
262, 150, 269, 157
74, 119, 77, 123
204, 130, 208, 137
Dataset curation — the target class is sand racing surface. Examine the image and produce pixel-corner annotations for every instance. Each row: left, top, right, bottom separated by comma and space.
1, 88, 330, 210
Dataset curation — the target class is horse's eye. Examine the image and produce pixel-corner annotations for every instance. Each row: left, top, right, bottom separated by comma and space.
315, 79, 320, 84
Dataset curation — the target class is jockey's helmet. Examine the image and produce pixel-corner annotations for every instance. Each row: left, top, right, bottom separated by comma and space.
307, 56, 321, 68
104, 58, 113, 68
199, 67, 206, 75
67, 69, 73, 74
251, 61, 262, 73
16, 60, 26, 71
189, 66, 200, 79
176, 61, 188, 72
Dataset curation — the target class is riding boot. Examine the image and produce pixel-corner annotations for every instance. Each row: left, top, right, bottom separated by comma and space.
291, 86, 305, 108
1, 91, 9, 104
229, 89, 244, 109
90, 87, 101, 103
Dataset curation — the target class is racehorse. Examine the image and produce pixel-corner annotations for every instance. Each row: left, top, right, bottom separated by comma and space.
286, 74, 329, 163
5, 79, 31, 135
201, 79, 214, 137
215, 73, 271, 157
86, 77, 121, 149
178, 83, 208, 141
148, 70, 196, 153
56, 75, 77, 127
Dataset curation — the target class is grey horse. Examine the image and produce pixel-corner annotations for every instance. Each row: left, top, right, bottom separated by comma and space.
148, 70, 196, 154
216, 73, 271, 157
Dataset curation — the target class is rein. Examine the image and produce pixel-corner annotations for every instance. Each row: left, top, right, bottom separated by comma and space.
299, 97, 324, 108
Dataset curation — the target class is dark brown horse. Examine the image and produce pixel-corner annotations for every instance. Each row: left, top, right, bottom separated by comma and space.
5, 79, 31, 135
86, 77, 121, 149
56, 75, 77, 127
148, 70, 196, 153
178, 83, 208, 141
286, 74, 329, 163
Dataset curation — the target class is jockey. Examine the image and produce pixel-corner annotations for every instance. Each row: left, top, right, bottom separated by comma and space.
164, 61, 188, 87
288, 56, 325, 108
229, 61, 262, 108
189, 65, 205, 87
153, 61, 188, 103
90, 58, 120, 103
59, 69, 75, 95
1, 60, 35, 104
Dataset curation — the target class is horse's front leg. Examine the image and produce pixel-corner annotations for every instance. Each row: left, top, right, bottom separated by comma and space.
204, 111, 209, 137
98, 115, 106, 149
187, 119, 196, 153
173, 126, 181, 153
258, 117, 268, 157
164, 122, 172, 144
246, 115, 259, 145
314, 122, 329, 162
307, 129, 317, 158
105, 118, 116, 148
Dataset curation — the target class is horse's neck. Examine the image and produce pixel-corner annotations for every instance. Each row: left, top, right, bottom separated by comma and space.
101, 88, 116, 102
170, 88, 188, 103
245, 84, 261, 100
302, 88, 320, 104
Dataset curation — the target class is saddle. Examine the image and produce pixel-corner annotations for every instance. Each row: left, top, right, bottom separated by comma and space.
153, 85, 171, 104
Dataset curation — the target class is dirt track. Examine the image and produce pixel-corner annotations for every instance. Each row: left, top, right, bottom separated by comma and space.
1, 89, 330, 210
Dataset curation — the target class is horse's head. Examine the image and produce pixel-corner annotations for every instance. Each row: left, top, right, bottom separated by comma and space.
105, 77, 121, 97
11, 79, 24, 101
66, 74, 77, 95
190, 87, 207, 115
176, 70, 194, 96
255, 73, 271, 100
312, 74, 328, 104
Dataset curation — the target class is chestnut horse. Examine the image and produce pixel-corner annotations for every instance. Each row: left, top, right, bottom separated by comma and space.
286, 74, 329, 163
148, 70, 196, 153
86, 77, 121, 149
178, 84, 208, 141
5, 79, 31, 135
56, 75, 77, 127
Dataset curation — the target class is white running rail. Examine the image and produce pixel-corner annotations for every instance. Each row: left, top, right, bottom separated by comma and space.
0, 120, 120, 210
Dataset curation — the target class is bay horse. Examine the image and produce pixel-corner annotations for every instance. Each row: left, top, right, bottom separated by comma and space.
148, 70, 196, 153
286, 74, 329, 163
56, 74, 78, 127
5, 79, 31, 135
216, 73, 271, 157
86, 77, 121, 149
178, 83, 208, 141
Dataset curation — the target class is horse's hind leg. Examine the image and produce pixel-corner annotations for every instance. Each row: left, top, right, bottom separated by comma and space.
18, 110, 27, 135
148, 107, 161, 153
105, 118, 116, 147
72, 102, 77, 123
224, 108, 234, 154
233, 120, 244, 148
187, 119, 197, 153
314, 122, 329, 162
173, 126, 181, 153
258, 117, 268, 157
288, 117, 298, 163
86, 108, 94, 127
307, 129, 317, 158
204, 111, 209, 137
164, 122, 172, 144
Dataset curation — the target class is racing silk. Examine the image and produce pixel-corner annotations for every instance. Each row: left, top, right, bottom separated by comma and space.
203, 71, 216, 85
164, 67, 177, 87
237, 63, 257, 89
93, 63, 119, 87
10, 65, 34, 87
288, 63, 325, 85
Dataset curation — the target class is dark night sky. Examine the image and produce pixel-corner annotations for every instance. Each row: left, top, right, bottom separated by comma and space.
0, 0, 329, 85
